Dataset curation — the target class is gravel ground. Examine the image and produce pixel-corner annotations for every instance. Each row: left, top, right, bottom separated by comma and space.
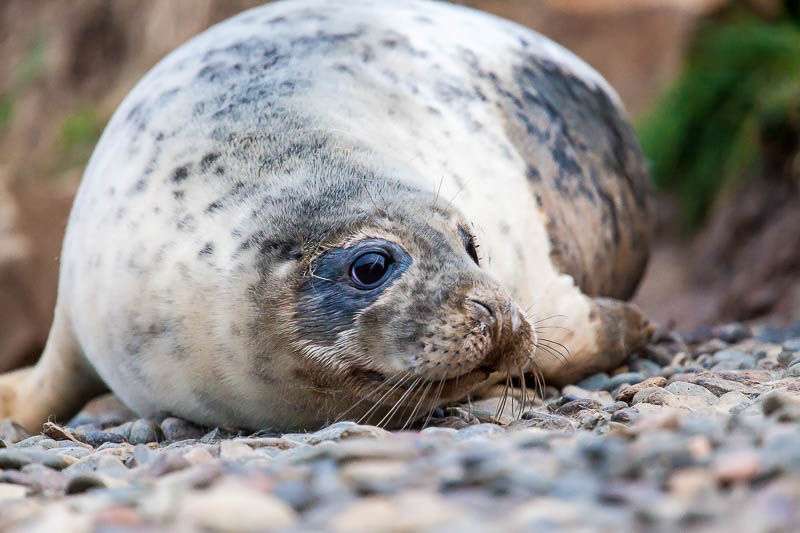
2, 321, 800, 532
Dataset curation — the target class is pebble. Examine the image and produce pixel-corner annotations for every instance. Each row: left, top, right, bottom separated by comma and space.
1, 324, 799, 533
610, 408, 639, 425
664, 381, 718, 401
128, 419, 162, 444
631, 387, 668, 406
603, 372, 646, 391
783, 338, 800, 352
709, 349, 756, 371
616, 377, 667, 403
0, 420, 31, 445
176, 482, 297, 532
159, 417, 205, 442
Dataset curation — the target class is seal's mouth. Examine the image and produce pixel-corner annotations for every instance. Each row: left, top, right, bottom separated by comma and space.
352, 365, 495, 400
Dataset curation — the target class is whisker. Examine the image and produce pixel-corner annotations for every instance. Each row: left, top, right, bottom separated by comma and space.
378, 377, 420, 428
357, 372, 411, 424
403, 380, 432, 430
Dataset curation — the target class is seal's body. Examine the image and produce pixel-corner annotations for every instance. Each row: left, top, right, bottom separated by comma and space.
0, 0, 652, 431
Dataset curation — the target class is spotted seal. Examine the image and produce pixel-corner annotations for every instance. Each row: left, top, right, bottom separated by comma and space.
0, 0, 653, 432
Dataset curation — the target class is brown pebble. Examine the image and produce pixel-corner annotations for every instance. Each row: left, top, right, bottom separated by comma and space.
712, 450, 763, 484
615, 377, 667, 403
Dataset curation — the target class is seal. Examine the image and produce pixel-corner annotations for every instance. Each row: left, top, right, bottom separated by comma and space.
0, 0, 653, 432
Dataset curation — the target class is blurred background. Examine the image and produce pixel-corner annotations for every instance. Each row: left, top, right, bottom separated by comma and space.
1, 0, 799, 372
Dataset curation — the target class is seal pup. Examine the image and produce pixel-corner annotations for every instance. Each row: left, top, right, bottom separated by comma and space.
0, 0, 653, 432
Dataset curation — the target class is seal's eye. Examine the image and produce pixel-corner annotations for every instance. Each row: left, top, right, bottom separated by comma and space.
458, 225, 480, 266
465, 237, 479, 266
350, 252, 393, 289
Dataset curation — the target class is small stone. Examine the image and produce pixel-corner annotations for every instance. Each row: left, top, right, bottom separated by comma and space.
610, 408, 639, 425
340, 459, 407, 488
714, 323, 751, 343
0, 482, 27, 501
783, 337, 800, 352
555, 399, 601, 416
693, 376, 759, 398
146, 451, 191, 476
668, 468, 715, 500
782, 363, 800, 378
128, 419, 162, 444
664, 381, 718, 401
603, 372, 646, 391
456, 423, 506, 438
0, 449, 71, 470
177, 482, 297, 531
159, 417, 205, 442
65, 454, 129, 478
629, 358, 663, 378
560, 386, 614, 407
13, 435, 47, 448
183, 446, 215, 465
777, 351, 796, 367
661, 394, 715, 410
514, 412, 574, 432
273, 480, 313, 511
709, 349, 756, 371
576, 373, 610, 391
631, 387, 668, 405
715, 391, 752, 413
712, 450, 763, 483
602, 401, 628, 413
307, 422, 389, 443
220, 440, 257, 461
0, 420, 31, 445
615, 377, 667, 403
641, 344, 674, 366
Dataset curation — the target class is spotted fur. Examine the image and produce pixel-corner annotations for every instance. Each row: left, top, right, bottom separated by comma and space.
0, 0, 652, 432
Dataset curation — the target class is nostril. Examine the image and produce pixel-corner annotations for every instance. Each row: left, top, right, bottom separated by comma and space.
469, 299, 494, 319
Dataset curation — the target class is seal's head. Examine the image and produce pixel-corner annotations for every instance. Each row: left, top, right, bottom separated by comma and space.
245, 137, 534, 428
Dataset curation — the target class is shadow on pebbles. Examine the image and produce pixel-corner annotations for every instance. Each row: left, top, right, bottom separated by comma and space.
2, 321, 800, 532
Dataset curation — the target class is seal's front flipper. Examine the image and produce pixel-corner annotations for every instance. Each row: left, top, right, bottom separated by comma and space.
531, 288, 653, 386
0, 306, 107, 433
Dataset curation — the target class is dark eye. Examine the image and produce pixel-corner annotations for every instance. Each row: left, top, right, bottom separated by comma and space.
350, 252, 394, 289
465, 237, 479, 265
458, 225, 480, 266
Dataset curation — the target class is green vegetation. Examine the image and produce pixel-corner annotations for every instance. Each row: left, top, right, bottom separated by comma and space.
0, 95, 12, 126
15, 35, 46, 86
637, 13, 800, 229
58, 107, 103, 160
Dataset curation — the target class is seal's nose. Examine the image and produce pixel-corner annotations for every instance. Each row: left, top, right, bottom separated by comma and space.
469, 299, 496, 328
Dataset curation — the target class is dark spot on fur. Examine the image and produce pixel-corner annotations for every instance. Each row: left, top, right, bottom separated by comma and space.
171, 165, 191, 184
198, 242, 215, 257
526, 166, 541, 182
173, 190, 185, 200
199, 152, 220, 172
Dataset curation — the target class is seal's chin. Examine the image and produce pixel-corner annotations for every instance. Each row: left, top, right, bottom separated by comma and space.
352, 364, 496, 402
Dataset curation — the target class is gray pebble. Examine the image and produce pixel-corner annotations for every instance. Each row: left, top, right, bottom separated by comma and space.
0, 449, 71, 470
631, 387, 667, 406
782, 363, 800, 378
782, 338, 800, 352
777, 351, 796, 368
604, 373, 646, 391
709, 349, 756, 371
457, 424, 506, 439
576, 373, 610, 391
665, 381, 718, 401
714, 323, 751, 343
602, 401, 629, 413
555, 399, 601, 416
610, 408, 639, 424
129, 419, 162, 444
13, 435, 48, 448
641, 345, 674, 366
0, 419, 31, 445
160, 417, 206, 442
65, 454, 129, 478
